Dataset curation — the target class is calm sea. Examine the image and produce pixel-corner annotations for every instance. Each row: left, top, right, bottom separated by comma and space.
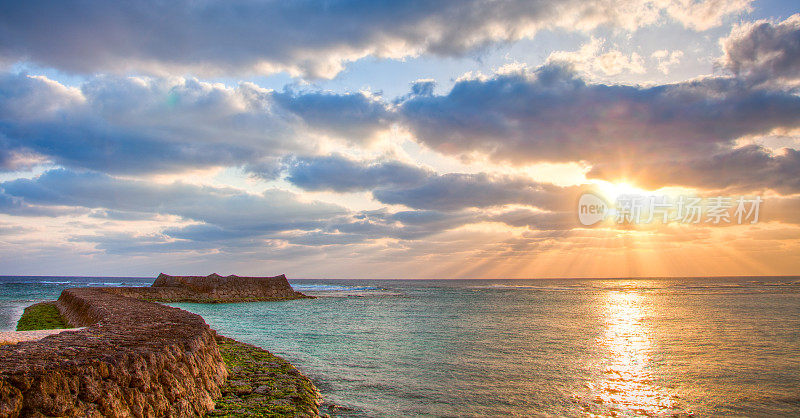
2, 276, 799, 416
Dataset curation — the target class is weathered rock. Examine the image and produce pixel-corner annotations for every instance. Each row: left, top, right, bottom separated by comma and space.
0, 288, 228, 417
106, 273, 311, 303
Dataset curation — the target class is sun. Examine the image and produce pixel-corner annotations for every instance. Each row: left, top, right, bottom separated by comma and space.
593, 180, 649, 201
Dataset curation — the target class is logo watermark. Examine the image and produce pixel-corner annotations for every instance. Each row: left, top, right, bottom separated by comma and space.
578, 193, 762, 226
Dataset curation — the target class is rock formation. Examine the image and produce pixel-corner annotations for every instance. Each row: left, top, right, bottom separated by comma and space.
107, 273, 311, 303
0, 273, 314, 417
0, 287, 227, 417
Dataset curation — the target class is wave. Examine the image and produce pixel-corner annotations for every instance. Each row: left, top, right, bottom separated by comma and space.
470, 284, 573, 291
1, 278, 151, 286
291, 284, 380, 292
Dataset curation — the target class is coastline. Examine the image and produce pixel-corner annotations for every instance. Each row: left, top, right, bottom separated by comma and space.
0, 276, 321, 417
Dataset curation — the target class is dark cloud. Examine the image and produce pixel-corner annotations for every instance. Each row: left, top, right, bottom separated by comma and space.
589, 145, 800, 193
330, 208, 488, 241
399, 64, 800, 166
0, 167, 586, 256
720, 14, 800, 86
410, 80, 436, 97
0, 73, 390, 174
0, 0, 745, 78
0, 147, 18, 171
0, 188, 89, 217
0, 169, 346, 231
271, 91, 393, 143
88, 210, 159, 221
488, 208, 578, 231
284, 154, 578, 211
1, 168, 543, 250
4, 58, 799, 196
284, 154, 430, 192
372, 173, 576, 211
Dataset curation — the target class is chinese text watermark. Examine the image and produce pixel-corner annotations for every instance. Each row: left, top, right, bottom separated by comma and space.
578, 193, 762, 226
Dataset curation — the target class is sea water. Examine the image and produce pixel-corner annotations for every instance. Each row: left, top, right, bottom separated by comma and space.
2, 277, 799, 416
0, 276, 152, 331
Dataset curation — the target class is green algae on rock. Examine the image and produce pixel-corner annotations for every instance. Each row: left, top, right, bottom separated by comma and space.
211, 335, 321, 417
15, 301, 69, 331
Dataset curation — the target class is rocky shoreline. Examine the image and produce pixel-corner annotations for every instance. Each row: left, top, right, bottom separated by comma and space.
0, 274, 321, 417
211, 335, 319, 417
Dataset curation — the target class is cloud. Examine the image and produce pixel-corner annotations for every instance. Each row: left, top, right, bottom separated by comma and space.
720, 14, 800, 86
651, 49, 684, 74
284, 154, 578, 211
398, 64, 800, 168
88, 209, 160, 221
0, 169, 347, 232
0, 165, 589, 256
284, 154, 431, 192
664, 0, 752, 31
0, 145, 46, 172
0, 73, 391, 174
329, 208, 489, 241
488, 208, 578, 231
589, 145, 800, 193
372, 173, 576, 211
0, 0, 751, 78
410, 79, 437, 97
0, 167, 526, 250
4, 58, 799, 196
271, 90, 393, 144
0, 222, 30, 236
547, 37, 646, 76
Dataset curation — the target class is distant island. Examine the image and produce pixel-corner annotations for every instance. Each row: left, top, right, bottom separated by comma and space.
0, 274, 320, 417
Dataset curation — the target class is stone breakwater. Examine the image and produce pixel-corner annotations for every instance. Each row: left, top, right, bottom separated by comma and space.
0, 287, 228, 417
106, 273, 312, 303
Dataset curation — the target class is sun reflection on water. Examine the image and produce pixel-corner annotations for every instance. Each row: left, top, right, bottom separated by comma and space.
583, 290, 686, 416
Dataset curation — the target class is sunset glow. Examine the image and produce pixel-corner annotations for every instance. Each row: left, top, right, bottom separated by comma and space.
1, 2, 799, 417
0, 2, 797, 278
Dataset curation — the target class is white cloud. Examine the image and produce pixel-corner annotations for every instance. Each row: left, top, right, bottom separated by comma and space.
651, 49, 684, 74
662, 0, 753, 31
547, 38, 646, 76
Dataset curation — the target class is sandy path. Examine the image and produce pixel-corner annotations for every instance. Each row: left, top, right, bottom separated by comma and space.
0, 328, 85, 345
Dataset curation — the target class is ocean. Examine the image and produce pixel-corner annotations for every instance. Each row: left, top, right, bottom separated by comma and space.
2, 276, 799, 416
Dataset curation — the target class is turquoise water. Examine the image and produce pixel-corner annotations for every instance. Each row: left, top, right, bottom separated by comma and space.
0, 276, 152, 331
3, 277, 800, 416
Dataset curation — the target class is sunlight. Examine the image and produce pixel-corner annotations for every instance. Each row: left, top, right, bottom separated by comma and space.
585, 289, 681, 416
592, 180, 649, 202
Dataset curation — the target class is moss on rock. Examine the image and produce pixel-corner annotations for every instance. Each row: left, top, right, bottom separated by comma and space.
212, 335, 321, 417
16, 301, 69, 331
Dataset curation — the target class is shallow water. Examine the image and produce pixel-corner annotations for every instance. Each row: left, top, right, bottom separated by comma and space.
3, 276, 799, 416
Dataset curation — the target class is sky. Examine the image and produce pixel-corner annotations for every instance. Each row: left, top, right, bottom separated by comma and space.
0, 0, 799, 278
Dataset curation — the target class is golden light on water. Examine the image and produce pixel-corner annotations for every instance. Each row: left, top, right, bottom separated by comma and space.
586, 288, 682, 416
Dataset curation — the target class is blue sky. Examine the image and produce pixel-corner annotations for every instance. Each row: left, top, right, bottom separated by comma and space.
0, 0, 799, 278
